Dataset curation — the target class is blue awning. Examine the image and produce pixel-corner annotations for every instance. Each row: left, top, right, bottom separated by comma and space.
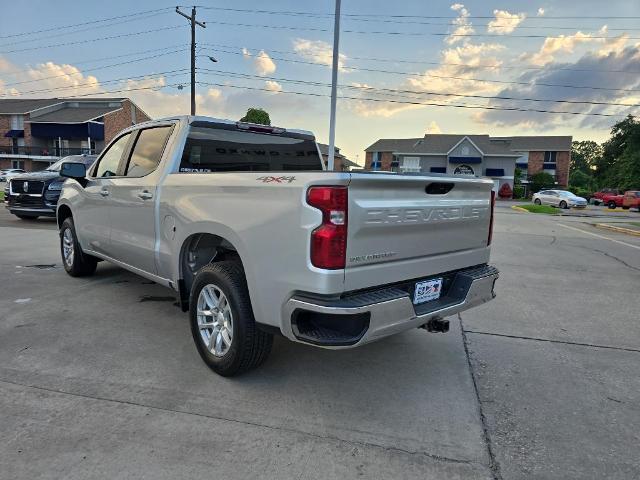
485, 168, 505, 177
30, 122, 104, 140
430, 167, 447, 173
543, 162, 556, 169
4, 129, 24, 138
449, 156, 482, 164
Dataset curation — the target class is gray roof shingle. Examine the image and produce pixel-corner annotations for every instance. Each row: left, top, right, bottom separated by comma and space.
0, 97, 125, 115
366, 134, 572, 155
28, 105, 121, 123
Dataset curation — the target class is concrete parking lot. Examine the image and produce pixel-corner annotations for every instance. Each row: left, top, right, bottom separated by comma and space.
1, 207, 639, 479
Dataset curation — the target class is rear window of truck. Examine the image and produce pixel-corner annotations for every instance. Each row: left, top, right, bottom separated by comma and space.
179, 126, 323, 172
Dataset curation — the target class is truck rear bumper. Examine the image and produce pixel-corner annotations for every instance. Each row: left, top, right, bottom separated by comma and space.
282, 264, 498, 348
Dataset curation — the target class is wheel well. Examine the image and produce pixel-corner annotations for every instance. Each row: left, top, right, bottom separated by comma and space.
57, 204, 72, 228
178, 233, 242, 311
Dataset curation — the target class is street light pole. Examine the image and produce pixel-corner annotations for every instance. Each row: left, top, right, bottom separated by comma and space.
175, 6, 206, 115
327, 0, 341, 171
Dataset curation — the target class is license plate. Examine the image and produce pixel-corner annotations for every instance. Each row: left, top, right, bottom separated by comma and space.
413, 278, 443, 305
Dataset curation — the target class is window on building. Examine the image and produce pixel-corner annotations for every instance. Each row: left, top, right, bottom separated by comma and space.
400, 157, 421, 173
544, 151, 557, 163
10, 115, 24, 130
371, 152, 381, 170
125, 126, 173, 177
390, 155, 400, 172
11, 160, 25, 169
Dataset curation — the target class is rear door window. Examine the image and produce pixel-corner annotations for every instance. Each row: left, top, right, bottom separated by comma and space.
179, 126, 322, 172
125, 126, 173, 177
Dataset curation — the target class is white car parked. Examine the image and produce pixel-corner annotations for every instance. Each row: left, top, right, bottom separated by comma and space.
0, 168, 26, 182
532, 190, 587, 209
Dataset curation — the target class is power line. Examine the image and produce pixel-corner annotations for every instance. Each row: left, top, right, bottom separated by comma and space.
201, 42, 640, 75
195, 80, 626, 117
0, 25, 185, 55
196, 68, 640, 108
0, 44, 188, 77
190, 6, 640, 21
200, 20, 640, 40
0, 70, 190, 97
2, 48, 188, 87
0, 11, 170, 48
0, 7, 173, 39
199, 46, 640, 92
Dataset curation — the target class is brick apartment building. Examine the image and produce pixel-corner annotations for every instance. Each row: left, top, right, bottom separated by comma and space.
364, 134, 572, 192
317, 143, 358, 171
0, 98, 150, 172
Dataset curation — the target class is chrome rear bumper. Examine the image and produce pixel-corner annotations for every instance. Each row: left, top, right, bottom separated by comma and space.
282, 264, 498, 348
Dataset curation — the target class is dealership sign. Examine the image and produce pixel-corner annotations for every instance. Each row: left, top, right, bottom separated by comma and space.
453, 165, 475, 176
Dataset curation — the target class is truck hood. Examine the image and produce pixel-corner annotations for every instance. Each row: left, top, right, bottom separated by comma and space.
10, 170, 61, 183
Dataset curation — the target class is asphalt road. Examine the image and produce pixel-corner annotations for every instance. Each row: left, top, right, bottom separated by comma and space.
0, 207, 638, 479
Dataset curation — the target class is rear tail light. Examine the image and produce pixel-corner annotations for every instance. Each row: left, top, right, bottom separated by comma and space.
307, 186, 348, 269
488, 190, 496, 245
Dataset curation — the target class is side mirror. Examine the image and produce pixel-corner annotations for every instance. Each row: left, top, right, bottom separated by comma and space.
60, 162, 87, 180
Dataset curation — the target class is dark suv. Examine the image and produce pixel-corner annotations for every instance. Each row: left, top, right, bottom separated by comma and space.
4, 154, 96, 220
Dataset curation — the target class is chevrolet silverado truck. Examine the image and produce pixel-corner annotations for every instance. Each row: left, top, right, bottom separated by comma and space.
56, 116, 499, 376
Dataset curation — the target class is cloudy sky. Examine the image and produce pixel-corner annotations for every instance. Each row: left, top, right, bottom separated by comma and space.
1, 0, 640, 164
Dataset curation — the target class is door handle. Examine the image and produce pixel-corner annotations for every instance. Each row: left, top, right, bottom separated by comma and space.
99, 189, 109, 197
137, 190, 153, 200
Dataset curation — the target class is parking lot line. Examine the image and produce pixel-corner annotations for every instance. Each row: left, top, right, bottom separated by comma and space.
557, 223, 640, 251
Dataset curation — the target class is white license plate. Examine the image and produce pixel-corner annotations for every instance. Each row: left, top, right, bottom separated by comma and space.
413, 278, 443, 305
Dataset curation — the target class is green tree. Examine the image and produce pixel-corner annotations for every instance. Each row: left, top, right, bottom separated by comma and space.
530, 172, 555, 193
568, 170, 591, 189
598, 115, 640, 190
240, 108, 271, 125
571, 140, 602, 176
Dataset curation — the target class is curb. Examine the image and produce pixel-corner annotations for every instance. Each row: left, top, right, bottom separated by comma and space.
594, 223, 640, 237
511, 206, 530, 213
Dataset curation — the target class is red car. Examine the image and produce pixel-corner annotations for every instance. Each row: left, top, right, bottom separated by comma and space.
622, 191, 640, 211
592, 189, 620, 207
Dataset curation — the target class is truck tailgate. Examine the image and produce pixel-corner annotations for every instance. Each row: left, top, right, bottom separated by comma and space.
344, 173, 493, 291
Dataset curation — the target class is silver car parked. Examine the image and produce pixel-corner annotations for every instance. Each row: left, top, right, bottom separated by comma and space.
533, 190, 587, 209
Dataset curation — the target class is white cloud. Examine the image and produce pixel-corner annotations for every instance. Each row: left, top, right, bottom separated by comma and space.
487, 10, 526, 34
264, 80, 282, 93
426, 121, 442, 134
241, 48, 276, 76
522, 27, 630, 65
537, 8, 545, 16
447, 3, 474, 45
292, 38, 347, 71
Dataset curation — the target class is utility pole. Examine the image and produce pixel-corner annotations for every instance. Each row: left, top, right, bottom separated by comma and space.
175, 6, 206, 115
327, 0, 341, 171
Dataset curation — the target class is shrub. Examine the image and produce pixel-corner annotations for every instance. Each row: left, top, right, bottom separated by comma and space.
513, 185, 525, 199
530, 172, 556, 193
498, 183, 513, 199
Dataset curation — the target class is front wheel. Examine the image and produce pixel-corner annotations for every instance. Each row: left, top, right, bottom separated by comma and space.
534, 198, 542, 205
608, 201, 617, 209
189, 261, 273, 376
60, 217, 97, 277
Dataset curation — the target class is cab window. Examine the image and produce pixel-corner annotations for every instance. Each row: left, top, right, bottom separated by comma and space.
125, 126, 173, 177
95, 133, 132, 177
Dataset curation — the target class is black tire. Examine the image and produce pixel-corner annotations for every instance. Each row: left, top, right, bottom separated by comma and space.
60, 217, 97, 277
560, 200, 568, 209
608, 201, 617, 209
534, 198, 542, 205
622, 206, 629, 210
189, 261, 273, 376
15, 214, 38, 220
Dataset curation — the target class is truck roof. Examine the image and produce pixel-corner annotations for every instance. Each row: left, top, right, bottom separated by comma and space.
148, 115, 315, 139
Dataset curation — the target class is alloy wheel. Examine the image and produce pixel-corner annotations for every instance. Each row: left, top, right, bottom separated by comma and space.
196, 284, 234, 357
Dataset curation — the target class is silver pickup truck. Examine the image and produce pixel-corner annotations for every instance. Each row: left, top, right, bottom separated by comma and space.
57, 116, 499, 376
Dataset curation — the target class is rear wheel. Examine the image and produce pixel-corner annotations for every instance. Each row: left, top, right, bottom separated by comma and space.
534, 198, 542, 205
608, 201, 617, 209
560, 200, 568, 209
60, 217, 97, 277
189, 261, 273, 376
